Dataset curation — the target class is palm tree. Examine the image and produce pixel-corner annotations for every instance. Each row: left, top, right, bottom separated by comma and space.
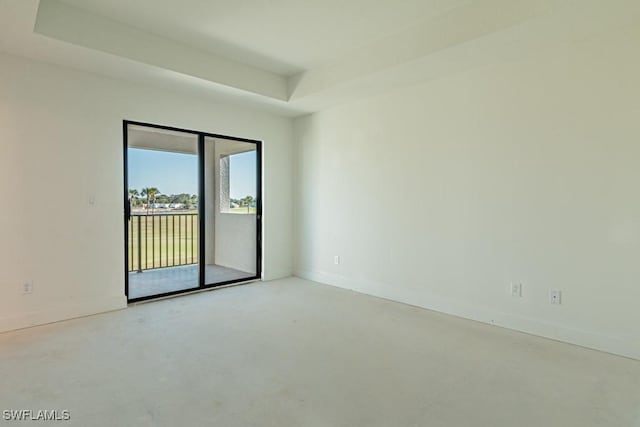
240, 196, 255, 212
141, 187, 160, 215
128, 189, 139, 208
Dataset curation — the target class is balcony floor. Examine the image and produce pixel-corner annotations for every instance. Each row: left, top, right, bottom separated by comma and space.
128, 264, 254, 300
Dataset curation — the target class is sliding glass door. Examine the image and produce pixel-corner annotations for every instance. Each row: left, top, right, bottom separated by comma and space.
124, 122, 261, 302
203, 137, 259, 285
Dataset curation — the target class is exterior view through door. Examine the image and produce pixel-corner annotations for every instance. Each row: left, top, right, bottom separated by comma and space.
124, 121, 261, 302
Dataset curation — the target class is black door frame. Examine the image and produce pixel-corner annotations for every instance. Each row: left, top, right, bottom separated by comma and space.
123, 120, 263, 303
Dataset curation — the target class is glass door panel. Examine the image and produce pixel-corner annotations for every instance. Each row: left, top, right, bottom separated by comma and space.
126, 125, 200, 300
203, 137, 258, 285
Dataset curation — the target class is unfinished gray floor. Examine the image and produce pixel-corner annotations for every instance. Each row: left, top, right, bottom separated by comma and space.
128, 264, 252, 299
0, 278, 638, 427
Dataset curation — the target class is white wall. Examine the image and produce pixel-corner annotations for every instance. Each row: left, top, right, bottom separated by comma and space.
0, 52, 293, 332
215, 214, 257, 273
213, 138, 257, 274
293, 31, 640, 359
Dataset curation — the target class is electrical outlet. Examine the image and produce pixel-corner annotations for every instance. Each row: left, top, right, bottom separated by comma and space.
550, 289, 562, 305
22, 281, 33, 294
510, 282, 522, 297
334, 255, 340, 265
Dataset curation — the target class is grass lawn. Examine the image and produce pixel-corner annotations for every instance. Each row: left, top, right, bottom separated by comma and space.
127, 210, 256, 271
128, 214, 198, 271
228, 207, 257, 214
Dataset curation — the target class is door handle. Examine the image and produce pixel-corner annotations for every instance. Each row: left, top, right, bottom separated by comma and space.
125, 199, 131, 221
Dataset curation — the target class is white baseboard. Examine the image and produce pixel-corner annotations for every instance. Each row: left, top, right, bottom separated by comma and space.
0, 295, 127, 334
295, 268, 639, 361
263, 269, 294, 282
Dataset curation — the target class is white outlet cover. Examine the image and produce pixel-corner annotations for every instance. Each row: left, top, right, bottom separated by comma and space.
510, 282, 522, 297
23, 281, 33, 294
550, 289, 562, 304
334, 256, 340, 265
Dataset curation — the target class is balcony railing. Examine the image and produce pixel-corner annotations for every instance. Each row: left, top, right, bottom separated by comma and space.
127, 213, 198, 272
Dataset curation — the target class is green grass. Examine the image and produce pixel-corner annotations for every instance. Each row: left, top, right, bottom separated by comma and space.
127, 210, 256, 271
228, 207, 257, 214
128, 214, 198, 271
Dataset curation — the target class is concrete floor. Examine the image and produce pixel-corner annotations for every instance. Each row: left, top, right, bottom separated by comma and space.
0, 277, 638, 427
128, 264, 252, 299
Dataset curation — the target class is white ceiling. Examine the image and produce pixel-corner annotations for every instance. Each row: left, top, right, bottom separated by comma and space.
2, 0, 640, 117
58, 0, 471, 75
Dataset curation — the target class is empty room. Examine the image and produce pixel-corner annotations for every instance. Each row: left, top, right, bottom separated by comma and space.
1, 0, 639, 426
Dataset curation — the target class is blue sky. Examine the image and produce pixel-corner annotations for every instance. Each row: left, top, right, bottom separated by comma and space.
128, 148, 256, 198
228, 151, 257, 198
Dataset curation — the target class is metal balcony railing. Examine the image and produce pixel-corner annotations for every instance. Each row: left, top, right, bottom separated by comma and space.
127, 213, 198, 272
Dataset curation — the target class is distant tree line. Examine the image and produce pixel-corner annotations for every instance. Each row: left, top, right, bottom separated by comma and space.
129, 188, 198, 214
129, 188, 256, 214
230, 196, 256, 209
